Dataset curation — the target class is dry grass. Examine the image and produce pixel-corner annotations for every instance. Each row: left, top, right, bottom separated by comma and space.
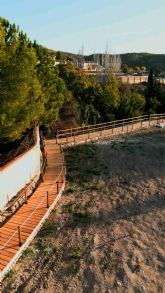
1, 128, 165, 293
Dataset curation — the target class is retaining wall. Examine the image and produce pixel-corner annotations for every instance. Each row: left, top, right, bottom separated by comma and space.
0, 128, 42, 210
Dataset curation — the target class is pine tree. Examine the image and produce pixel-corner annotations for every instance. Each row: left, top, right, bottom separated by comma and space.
34, 44, 65, 127
0, 20, 44, 142
147, 68, 155, 98
145, 68, 160, 114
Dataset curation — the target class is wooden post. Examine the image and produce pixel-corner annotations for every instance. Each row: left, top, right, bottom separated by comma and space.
74, 132, 75, 143
100, 127, 102, 137
25, 191, 27, 204
56, 130, 58, 144
18, 226, 22, 246
56, 181, 59, 194
122, 121, 124, 132
45, 151, 48, 167
132, 118, 133, 130
127, 123, 129, 132
47, 191, 49, 208
141, 119, 143, 128
88, 126, 90, 139
149, 115, 151, 126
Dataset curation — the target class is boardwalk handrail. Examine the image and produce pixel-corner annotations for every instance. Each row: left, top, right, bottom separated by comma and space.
57, 113, 165, 140
1, 151, 48, 215
0, 159, 65, 251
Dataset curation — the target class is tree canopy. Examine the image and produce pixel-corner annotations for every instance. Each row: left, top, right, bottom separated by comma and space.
0, 18, 165, 143
0, 18, 65, 142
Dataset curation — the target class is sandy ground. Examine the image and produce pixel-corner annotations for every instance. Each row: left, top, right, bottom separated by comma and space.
1, 128, 165, 293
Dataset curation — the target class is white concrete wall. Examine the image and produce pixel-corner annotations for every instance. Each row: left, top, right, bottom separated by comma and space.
0, 129, 42, 210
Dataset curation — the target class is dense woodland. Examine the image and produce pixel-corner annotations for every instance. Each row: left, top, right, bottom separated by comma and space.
0, 18, 165, 144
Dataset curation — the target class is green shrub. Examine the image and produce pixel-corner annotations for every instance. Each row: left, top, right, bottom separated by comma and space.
38, 221, 57, 237
4, 269, 15, 280
21, 247, 34, 259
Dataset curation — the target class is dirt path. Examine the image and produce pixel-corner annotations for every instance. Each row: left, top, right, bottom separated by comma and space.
1, 128, 165, 293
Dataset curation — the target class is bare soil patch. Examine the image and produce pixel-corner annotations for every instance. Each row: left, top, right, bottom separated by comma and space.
1, 128, 165, 293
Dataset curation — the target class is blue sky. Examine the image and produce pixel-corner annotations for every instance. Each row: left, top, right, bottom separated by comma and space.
1, 0, 165, 54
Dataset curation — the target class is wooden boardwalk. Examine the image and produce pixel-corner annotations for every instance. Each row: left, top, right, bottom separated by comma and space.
57, 118, 163, 145
0, 140, 65, 278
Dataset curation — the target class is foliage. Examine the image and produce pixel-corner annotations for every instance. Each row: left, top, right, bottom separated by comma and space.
58, 64, 101, 124
1, 17, 165, 144
121, 53, 165, 73
121, 64, 134, 74
0, 20, 44, 141
121, 64, 147, 74
85, 52, 165, 73
0, 18, 65, 142
4, 269, 15, 280
58, 89, 80, 128
119, 93, 146, 118
34, 44, 65, 127
145, 69, 162, 114
21, 247, 34, 259
56, 50, 64, 60
95, 71, 120, 121
38, 220, 58, 237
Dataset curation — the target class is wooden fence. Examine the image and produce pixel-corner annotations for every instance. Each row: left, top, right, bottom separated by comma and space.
56, 113, 165, 144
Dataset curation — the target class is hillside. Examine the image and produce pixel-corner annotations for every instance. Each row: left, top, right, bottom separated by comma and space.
52, 50, 165, 73
2, 128, 165, 293
121, 53, 165, 73
86, 53, 165, 73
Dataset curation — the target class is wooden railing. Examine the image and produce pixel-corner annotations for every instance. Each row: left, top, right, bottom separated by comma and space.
56, 113, 165, 143
0, 148, 48, 221
17, 162, 65, 246
0, 157, 66, 250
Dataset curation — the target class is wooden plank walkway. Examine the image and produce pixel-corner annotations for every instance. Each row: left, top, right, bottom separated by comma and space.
0, 140, 65, 277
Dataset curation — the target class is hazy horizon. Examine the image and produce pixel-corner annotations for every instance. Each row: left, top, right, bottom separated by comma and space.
50, 50, 165, 56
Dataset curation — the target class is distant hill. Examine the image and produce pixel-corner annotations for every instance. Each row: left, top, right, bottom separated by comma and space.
86, 53, 165, 74
121, 53, 165, 73
50, 49, 165, 74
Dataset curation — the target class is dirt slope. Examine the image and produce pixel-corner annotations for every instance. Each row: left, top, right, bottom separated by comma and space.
1, 128, 165, 293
